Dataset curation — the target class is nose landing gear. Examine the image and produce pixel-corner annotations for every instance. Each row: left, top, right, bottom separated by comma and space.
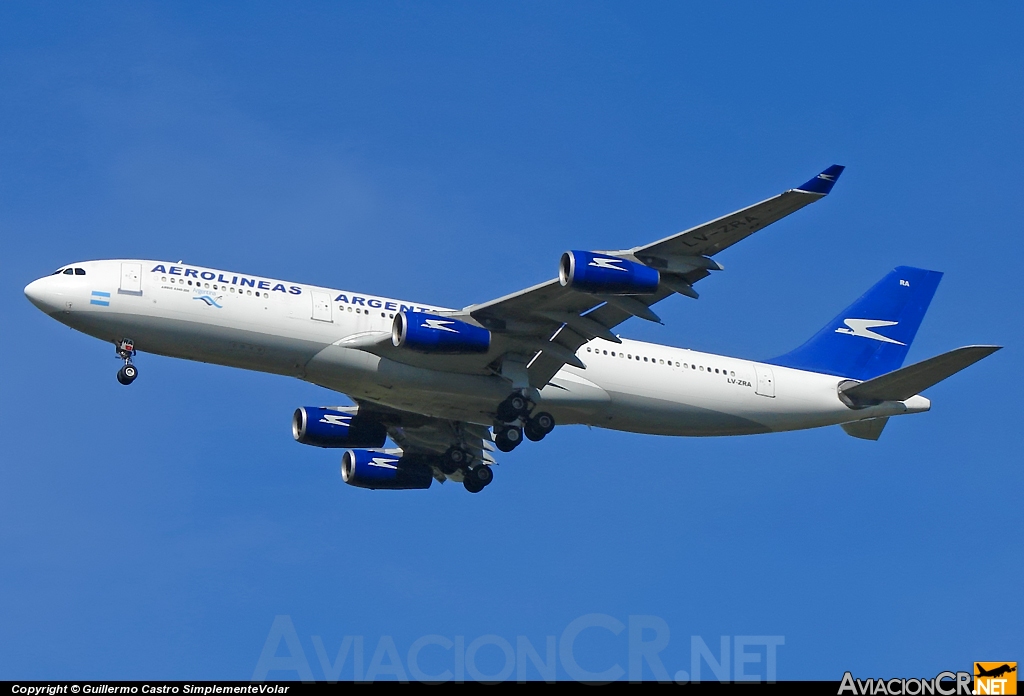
115, 339, 138, 385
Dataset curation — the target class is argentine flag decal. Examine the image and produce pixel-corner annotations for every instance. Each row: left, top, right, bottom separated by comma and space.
90, 291, 110, 307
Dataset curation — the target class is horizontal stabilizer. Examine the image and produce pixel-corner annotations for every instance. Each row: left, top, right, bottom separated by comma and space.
841, 417, 889, 441
840, 345, 1001, 406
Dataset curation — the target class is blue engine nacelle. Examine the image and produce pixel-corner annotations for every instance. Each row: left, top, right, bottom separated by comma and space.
292, 407, 388, 448
559, 250, 660, 295
392, 311, 490, 353
341, 449, 433, 490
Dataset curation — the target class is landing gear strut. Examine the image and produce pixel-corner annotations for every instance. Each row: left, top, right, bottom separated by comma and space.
115, 339, 138, 385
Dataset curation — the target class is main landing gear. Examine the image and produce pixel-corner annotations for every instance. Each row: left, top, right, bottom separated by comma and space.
115, 339, 138, 385
438, 447, 495, 494
462, 462, 494, 494
524, 411, 555, 442
493, 392, 555, 452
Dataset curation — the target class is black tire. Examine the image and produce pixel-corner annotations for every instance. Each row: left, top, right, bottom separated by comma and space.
497, 393, 531, 422
117, 365, 136, 385
533, 411, 555, 434
445, 447, 466, 464
524, 421, 544, 442
494, 432, 516, 452
505, 426, 522, 444
509, 394, 528, 416
495, 401, 515, 422
472, 465, 494, 486
463, 477, 484, 493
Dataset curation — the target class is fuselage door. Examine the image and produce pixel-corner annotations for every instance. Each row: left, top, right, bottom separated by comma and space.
311, 291, 333, 322
754, 363, 775, 397
119, 262, 143, 296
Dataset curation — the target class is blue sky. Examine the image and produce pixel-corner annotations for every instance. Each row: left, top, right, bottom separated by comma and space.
1, 2, 1021, 681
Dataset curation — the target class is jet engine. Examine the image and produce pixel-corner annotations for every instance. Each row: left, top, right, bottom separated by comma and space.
392, 311, 490, 353
559, 250, 660, 295
292, 407, 388, 448
341, 449, 433, 490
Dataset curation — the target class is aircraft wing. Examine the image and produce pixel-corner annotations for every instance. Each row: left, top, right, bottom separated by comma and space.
623, 164, 845, 263
458, 165, 845, 387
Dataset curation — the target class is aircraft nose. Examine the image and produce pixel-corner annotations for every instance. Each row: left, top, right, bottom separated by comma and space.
24, 276, 60, 314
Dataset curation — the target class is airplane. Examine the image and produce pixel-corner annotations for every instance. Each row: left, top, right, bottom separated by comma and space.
23, 165, 1001, 493
976, 664, 1016, 679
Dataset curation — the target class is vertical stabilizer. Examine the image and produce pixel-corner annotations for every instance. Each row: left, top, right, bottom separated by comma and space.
769, 267, 943, 380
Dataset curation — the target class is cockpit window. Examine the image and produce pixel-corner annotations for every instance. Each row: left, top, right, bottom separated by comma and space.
74, 268, 86, 275
63, 268, 74, 275
52, 269, 65, 275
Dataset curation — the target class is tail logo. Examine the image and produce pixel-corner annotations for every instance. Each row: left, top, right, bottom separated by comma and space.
835, 319, 906, 345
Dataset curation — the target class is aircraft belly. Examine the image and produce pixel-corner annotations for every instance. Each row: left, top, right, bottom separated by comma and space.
601, 390, 771, 436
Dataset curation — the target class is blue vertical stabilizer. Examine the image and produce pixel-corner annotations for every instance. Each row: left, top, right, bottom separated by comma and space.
768, 267, 943, 380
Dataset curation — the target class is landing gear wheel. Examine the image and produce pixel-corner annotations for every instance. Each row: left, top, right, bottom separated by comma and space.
509, 394, 528, 415
525, 411, 555, 441
532, 411, 555, 434
439, 447, 468, 475
494, 425, 523, 452
468, 464, 493, 487
445, 447, 467, 464
463, 477, 485, 494
496, 393, 531, 422
117, 364, 137, 385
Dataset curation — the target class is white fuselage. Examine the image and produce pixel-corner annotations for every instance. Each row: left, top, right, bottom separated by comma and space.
24, 259, 929, 435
